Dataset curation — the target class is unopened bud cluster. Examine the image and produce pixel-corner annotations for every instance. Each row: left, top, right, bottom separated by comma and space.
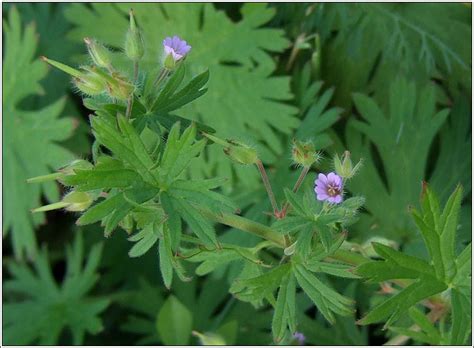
333, 151, 362, 180
202, 133, 258, 165
291, 140, 320, 167
41, 10, 143, 101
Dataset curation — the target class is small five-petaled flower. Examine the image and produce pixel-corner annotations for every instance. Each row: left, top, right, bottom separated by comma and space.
314, 172, 344, 204
163, 35, 191, 61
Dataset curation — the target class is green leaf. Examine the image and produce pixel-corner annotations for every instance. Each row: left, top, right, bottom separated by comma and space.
283, 188, 307, 216
159, 225, 174, 289
307, 261, 360, 279
346, 78, 449, 243
3, 7, 75, 259
389, 327, 440, 345
169, 178, 237, 213
294, 264, 354, 324
232, 264, 291, 303
295, 83, 342, 148
357, 277, 447, 327
63, 167, 139, 191
152, 67, 210, 113
159, 122, 206, 186
272, 273, 296, 342
156, 295, 193, 345
160, 192, 182, 251
187, 248, 243, 276
408, 307, 441, 342
91, 114, 159, 185
356, 242, 434, 282
64, 3, 299, 188
450, 288, 472, 345
3, 232, 109, 345
411, 185, 462, 282
169, 197, 217, 246
128, 223, 161, 258
430, 98, 471, 202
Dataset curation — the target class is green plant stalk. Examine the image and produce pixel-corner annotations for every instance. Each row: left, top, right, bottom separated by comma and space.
126, 61, 139, 119
281, 165, 310, 216
256, 160, 280, 216
198, 207, 286, 247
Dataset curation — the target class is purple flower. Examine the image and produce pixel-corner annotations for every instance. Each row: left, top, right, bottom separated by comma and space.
314, 172, 343, 204
163, 35, 191, 61
293, 332, 306, 345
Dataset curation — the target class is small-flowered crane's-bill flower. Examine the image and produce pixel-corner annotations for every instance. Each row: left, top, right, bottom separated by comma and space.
293, 332, 306, 345
163, 35, 191, 68
314, 172, 344, 204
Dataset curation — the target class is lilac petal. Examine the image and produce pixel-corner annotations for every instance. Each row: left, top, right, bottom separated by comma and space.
327, 195, 343, 204
316, 193, 329, 201
327, 172, 337, 182
172, 35, 179, 47
317, 173, 328, 184
163, 37, 172, 47
315, 187, 327, 196
315, 179, 327, 188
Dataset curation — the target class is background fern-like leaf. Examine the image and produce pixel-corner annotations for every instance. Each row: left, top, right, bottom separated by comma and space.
3, 6, 76, 259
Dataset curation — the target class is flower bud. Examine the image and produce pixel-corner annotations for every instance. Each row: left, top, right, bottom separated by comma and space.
84, 37, 113, 69
105, 72, 135, 100
62, 191, 94, 212
163, 52, 176, 70
31, 190, 94, 213
41, 56, 82, 78
333, 151, 362, 179
203, 133, 258, 165
291, 140, 320, 167
59, 159, 94, 175
192, 331, 226, 345
124, 9, 145, 61
74, 69, 107, 96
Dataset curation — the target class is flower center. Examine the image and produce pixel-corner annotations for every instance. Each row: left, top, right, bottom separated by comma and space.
327, 184, 341, 197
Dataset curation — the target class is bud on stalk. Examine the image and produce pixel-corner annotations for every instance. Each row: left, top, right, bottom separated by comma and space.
84, 37, 113, 69
124, 9, 145, 62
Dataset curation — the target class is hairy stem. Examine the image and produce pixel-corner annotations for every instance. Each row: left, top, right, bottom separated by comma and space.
256, 160, 280, 216
281, 165, 310, 216
126, 61, 139, 119
198, 207, 286, 247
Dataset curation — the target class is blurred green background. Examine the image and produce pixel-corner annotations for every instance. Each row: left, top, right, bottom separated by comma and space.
2, 3, 471, 345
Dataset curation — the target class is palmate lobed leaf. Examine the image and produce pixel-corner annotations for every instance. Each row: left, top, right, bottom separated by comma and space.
3, 232, 110, 345
64, 3, 299, 189
356, 185, 471, 336
3, 7, 76, 259
345, 78, 451, 243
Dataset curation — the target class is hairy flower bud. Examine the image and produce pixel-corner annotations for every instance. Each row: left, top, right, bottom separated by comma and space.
74, 69, 107, 96
62, 191, 94, 212
31, 190, 94, 213
41, 56, 82, 78
291, 140, 320, 167
124, 9, 145, 61
84, 37, 112, 69
192, 331, 226, 345
334, 151, 362, 179
107, 73, 135, 100
203, 133, 258, 165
